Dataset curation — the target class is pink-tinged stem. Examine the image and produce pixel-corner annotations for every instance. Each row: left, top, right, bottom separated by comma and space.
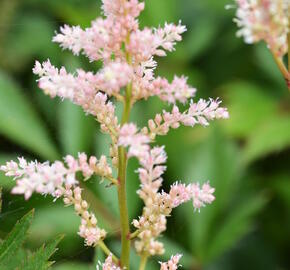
288, 31, 290, 73
271, 50, 290, 90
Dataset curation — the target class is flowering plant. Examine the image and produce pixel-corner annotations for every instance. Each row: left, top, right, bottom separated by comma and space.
1, 0, 229, 269
231, 0, 290, 89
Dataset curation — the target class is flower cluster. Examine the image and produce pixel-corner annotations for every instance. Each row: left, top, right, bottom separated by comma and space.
33, 61, 120, 140
151, 75, 197, 104
101, 254, 122, 270
118, 129, 215, 255
118, 123, 150, 158
0, 153, 113, 246
100, 253, 183, 270
34, 0, 194, 109
0, 153, 112, 200
233, 0, 289, 57
160, 254, 182, 270
52, 0, 144, 62
143, 99, 229, 140
1, 0, 230, 268
63, 186, 106, 246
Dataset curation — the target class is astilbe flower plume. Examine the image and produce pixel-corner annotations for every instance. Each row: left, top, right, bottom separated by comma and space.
233, 0, 289, 56
230, 0, 290, 88
1, 0, 229, 269
118, 131, 215, 255
1, 153, 111, 246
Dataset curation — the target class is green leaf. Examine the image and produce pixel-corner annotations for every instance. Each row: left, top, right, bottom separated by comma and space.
173, 128, 242, 262
36, 0, 99, 26
206, 195, 267, 261
3, 15, 56, 71
0, 71, 59, 160
0, 210, 34, 267
221, 81, 278, 138
22, 234, 63, 270
52, 263, 94, 270
28, 205, 84, 259
270, 174, 290, 208
58, 100, 96, 156
254, 44, 286, 90
141, 0, 176, 26
0, 187, 2, 213
183, 18, 220, 61
57, 56, 96, 156
1, 248, 31, 270
243, 116, 290, 164
94, 246, 106, 266
29, 205, 79, 241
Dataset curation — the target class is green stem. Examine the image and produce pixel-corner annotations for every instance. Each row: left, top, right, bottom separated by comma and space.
117, 146, 130, 268
288, 4, 290, 73
105, 176, 119, 186
129, 229, 140, 240
271, 51, 290, 89
117, 81, 133, 269
98, 240, 119, 265
288, 32, 290, 73
139, 255, 148, 270
122, 82, 133, 124
117, 4, 133, 266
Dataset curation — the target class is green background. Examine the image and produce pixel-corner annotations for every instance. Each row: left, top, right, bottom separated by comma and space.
0, 0, 289, 269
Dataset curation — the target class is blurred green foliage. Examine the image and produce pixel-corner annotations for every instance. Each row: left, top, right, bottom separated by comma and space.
0, 0, 289, 269
0, 209, 62, 269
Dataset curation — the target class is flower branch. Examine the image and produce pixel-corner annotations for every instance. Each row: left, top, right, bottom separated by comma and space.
1, 0, 230, 269
233, 0, 289, 90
